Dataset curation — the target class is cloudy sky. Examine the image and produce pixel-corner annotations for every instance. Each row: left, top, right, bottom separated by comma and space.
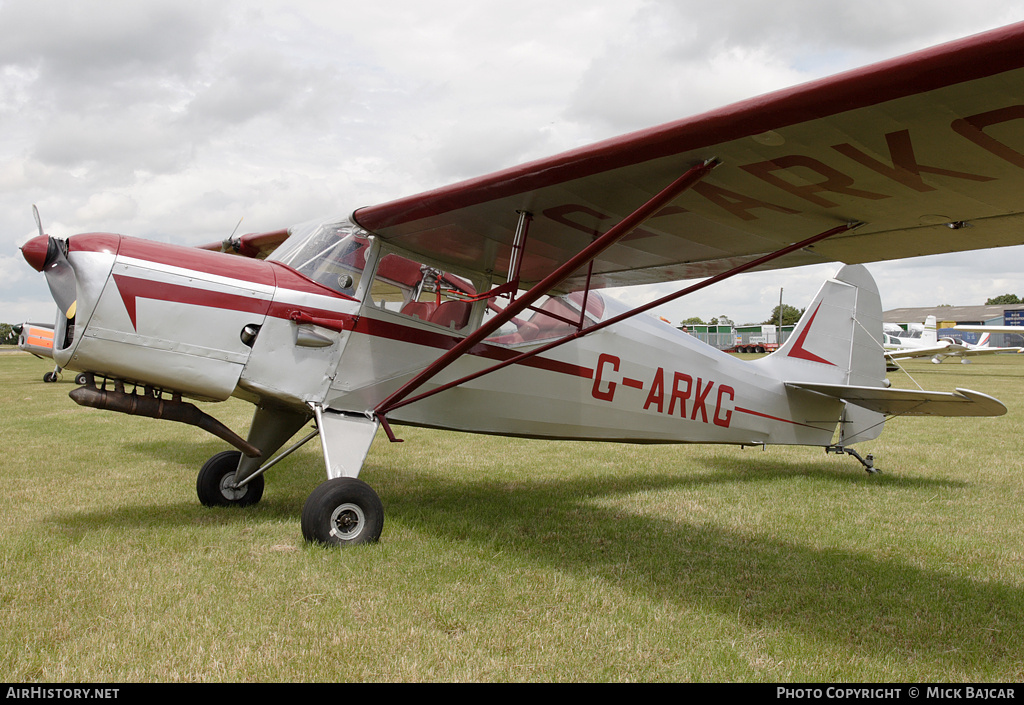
3, 0, 1024, 327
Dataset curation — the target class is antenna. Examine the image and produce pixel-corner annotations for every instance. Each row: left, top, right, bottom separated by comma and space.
229, 217, 244, 240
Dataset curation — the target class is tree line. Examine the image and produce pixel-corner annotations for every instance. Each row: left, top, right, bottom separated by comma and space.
678, 294, 1022, 329
679, 304, 805, 328
0, 323, 18, 345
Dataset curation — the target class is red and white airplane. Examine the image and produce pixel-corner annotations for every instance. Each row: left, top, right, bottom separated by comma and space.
885, 316, 1023, 364
954, 323, 1024, 344
20, 23, 1024, 547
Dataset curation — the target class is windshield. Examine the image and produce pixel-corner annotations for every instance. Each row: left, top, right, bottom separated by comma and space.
269, 217, 369, 295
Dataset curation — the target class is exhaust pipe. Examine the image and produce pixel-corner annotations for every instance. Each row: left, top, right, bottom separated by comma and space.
69, 379, 261, 458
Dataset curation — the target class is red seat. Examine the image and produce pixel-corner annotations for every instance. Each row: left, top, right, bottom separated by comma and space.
401, 301, 436, 321
429, 301, 471, 329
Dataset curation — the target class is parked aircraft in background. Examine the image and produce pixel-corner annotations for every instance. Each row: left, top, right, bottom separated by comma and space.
954, 323, 1024, 347
19, 22, 1024, 547
13, 322, 67, 382
16, 322, 53, 359
885, 316, 1022, 364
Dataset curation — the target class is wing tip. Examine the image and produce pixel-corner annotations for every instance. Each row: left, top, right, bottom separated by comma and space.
953, 388, 1008, 417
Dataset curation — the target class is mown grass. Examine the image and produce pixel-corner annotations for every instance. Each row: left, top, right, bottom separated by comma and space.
1, 350, 1022, 682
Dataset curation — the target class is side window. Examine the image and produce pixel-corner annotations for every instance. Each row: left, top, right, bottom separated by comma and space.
486, 291, 606, 346
367, 253, 477, 332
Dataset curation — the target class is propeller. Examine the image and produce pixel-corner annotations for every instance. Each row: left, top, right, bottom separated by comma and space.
25, 206, 78, 319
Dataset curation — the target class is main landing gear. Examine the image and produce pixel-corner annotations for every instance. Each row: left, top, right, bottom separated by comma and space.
195, 446, 385, 547
300, 478, 385, 547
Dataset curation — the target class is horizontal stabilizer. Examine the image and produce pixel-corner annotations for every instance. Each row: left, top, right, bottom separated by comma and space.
786, 383, 1006, 417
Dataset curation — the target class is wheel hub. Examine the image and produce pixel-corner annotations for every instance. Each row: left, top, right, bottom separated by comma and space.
219, 473, 248, 501
329, 503, 365, 540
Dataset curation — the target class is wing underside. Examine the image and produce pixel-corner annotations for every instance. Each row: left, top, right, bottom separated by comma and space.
350, 23, 1024, 292
885, 345, 962, 360
886, 345, 1022, 360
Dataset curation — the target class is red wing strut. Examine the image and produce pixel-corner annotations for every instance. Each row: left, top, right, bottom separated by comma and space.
373, 159, 721, 437
376, 221, 860, 428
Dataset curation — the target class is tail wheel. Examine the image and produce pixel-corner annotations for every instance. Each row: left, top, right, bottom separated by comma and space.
301, 478, 384, 547
197, 450, 264, 507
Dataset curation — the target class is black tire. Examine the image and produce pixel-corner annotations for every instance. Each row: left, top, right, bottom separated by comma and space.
301, 478, 384, 547
75, 373, 89, 385
43, 371, 58, 383
196, 450, 264, 507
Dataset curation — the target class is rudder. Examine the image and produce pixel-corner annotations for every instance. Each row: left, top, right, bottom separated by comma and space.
756, 264, 886, 444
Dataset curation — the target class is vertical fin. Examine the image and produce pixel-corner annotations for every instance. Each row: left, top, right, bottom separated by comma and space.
756, 264, 887, 444
922, 315, 938, 344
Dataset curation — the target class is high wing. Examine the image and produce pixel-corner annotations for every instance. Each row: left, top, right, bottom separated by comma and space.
348, 22, 1024, 293
955, 324, 1024, 333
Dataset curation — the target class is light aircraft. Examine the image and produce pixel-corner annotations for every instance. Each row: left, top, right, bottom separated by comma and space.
19, 23, 1024, 547
15, 322, 54, 359
884, 316, 1023, 364
954, 323, 1024, 346
13, 322, 64, 382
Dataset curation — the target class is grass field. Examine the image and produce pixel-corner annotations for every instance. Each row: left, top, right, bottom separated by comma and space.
1, 349, 1022, 682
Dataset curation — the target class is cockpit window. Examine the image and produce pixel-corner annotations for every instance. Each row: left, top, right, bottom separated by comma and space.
269, 217, 368, 295
366, 252, 477, 332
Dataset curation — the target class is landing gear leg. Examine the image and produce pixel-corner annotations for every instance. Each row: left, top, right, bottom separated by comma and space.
826, 445, 878, 473
300, 406, 384, 547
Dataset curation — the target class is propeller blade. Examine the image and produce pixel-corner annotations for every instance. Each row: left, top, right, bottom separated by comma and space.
43, 242, 78, 319
29, 206, 77, 319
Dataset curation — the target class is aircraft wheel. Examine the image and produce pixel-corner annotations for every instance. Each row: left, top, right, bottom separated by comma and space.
74, 373, 89, 385
196, 450, 264, 507
43, 371, 58, 383
301, 478, 384, 547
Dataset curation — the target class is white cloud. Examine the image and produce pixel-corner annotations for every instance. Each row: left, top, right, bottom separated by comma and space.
74, 192, 138, 226
0, 254, 28, 287
0, 0, 221, 82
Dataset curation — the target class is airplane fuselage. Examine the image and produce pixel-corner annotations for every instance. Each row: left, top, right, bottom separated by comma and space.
28, 228, 851, 453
